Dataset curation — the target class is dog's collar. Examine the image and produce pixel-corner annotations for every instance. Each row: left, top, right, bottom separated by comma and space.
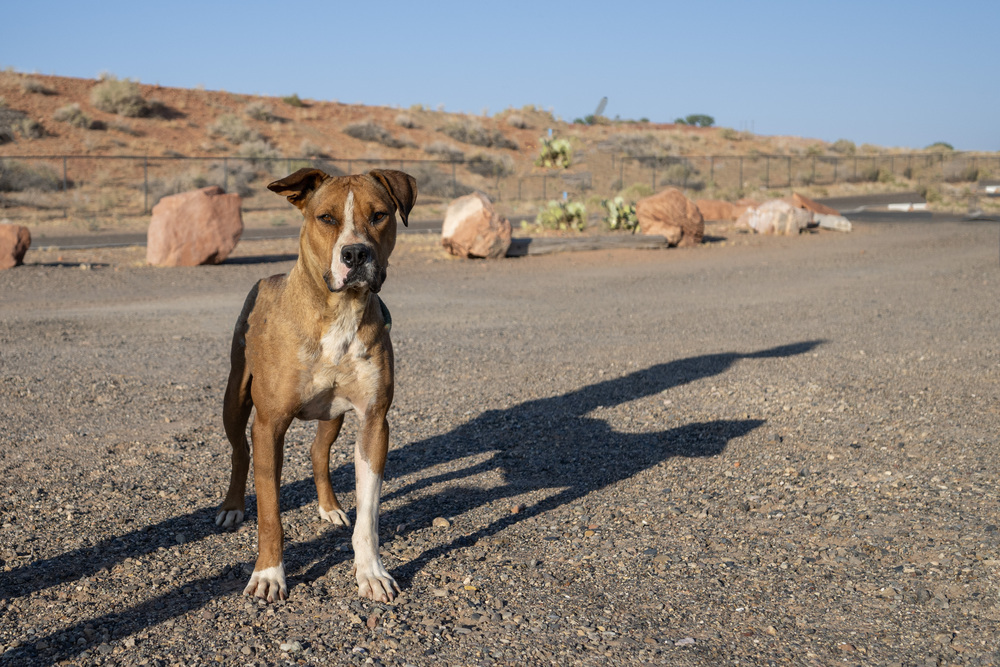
377, 296, 392, 333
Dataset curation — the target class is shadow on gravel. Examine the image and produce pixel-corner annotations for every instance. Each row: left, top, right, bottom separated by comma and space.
222, 253, 298, 265
7, 340, 821, 664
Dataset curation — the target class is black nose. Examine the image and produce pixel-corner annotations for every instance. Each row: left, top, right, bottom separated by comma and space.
341, 244, 370, 268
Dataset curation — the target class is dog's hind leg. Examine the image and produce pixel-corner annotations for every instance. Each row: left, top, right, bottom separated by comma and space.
218, 288, 259, 529
312, 416, 351, 527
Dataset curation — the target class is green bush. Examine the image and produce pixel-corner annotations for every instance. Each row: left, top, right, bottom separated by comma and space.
0, 159, 61, 192
466, 152, 514, 177
536, 200, 586, 231
208, 114, 263, 145
90, 75, 149, 117
394, 113, 418, 129
282, 93, 304, 107
926, 141, 954, 151
718, 127, 742, 141
535, 136, 572, 169
601, 196, 638, 231
675, 114, 714, 127
53, 103, 95, 129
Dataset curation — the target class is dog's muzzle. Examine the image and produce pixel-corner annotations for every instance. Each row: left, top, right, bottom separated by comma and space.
333, 243, 384, 293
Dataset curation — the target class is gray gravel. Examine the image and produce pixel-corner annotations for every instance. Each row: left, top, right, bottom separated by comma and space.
1, 220, 999, 666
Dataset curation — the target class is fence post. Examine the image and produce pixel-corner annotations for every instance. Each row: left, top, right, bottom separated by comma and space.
787, 157, 791, 187
542, 173, 547, 200
651, 163, 656, 191
619, 158, 624, 190
223, 158, 229, 193
143, 156, 149, 214
765, 156, 770, 189
518, 178, 522, 201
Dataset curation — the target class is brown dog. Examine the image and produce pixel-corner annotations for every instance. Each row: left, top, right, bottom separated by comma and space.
217, 168, 416, 602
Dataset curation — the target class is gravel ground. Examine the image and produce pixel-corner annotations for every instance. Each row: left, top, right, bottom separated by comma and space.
1, 220, 999, 666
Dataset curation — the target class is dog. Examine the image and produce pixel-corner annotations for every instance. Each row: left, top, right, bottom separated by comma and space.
217, 168, 416, 603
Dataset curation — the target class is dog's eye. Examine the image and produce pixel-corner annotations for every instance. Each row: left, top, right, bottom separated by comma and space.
318, 213, 337, 225
372, 211, 387, 224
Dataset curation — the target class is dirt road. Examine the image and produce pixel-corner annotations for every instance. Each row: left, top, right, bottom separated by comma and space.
1, 221, 999, 666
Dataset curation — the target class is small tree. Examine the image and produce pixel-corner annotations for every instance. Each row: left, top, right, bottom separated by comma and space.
675, 114, 715, 128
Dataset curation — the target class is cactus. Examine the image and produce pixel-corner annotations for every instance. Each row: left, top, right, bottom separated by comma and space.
601, 196, 638, 232
535, 136, 572, 169
536, 200, 587, 231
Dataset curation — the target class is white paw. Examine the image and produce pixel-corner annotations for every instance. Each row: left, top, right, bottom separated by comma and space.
355, 558, 399, 602
243, 563, 287, 602
319, 506, 351, 527
216, 509, 244, 528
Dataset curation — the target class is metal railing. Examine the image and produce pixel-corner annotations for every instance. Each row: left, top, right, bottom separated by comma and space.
0, 151, 996, 225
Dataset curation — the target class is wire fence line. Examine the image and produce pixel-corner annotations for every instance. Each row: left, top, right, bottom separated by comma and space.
0, 151, 996, 223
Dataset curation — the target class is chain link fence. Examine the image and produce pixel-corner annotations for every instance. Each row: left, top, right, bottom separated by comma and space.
1, 151, 997, 226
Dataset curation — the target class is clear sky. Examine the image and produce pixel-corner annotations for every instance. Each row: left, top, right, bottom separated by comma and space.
2, 1, 997, 151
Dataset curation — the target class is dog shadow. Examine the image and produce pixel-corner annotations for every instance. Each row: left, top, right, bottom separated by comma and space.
4, 340, 822, 664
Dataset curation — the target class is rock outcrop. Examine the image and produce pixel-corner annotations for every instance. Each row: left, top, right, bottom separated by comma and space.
635, 188, 704, 247
0, 223, 31, 269
147, 186, 243, 267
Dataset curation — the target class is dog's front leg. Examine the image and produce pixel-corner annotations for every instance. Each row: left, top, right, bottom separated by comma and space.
353, 411, 399, 602
243, 412, 291, 602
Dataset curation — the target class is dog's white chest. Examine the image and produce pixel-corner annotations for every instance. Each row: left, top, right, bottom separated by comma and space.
297, 309, 379, 420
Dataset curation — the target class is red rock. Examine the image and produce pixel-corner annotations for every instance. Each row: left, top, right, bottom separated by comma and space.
146, 186, 243, 267
635, 188, 704, 247
441, 192, 511, 259
789, 193, 839, 216
737, 199, 811, 235
0, 223, 31, 269
694, 199, 735, 221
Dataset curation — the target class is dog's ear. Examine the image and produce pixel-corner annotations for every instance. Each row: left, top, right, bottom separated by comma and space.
267, 168, 329, 209
369, 169, 417, 227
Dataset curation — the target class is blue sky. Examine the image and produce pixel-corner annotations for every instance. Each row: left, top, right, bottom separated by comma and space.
3, 1, 997, 151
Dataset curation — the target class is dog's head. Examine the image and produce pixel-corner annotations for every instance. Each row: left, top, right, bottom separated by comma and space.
268, 169, 417, 293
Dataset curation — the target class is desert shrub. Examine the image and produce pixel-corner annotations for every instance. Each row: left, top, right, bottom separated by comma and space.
208, 114, 263, 145
851, 165, 894, 183
110, 121, 141, 136
536, 200, 586, 231
919, 184, 943, 203
423, 141, 465, 162
506, 114, 529, 129
535, 136, 572, 169
298, 139, 326, 157
944, 163, 980, 183
244, 101, 276, 122
0, 159, 61, 192
601, 196, 638, 231
13, 116, 44, 139
718, 127, 743, 141
831, 139, 856, 155
926, 141, 954, 151
343, 120, 413, 149
805, 144, 824, 156
236, 139, 281, 161
21, 78, 54, 95
90, 75, 149, 117
466, 152, 515, 177
53, 103, 95, 129
149, 160, 259, 204
618, 182, 654, 201
439, 119, 518, 150
406, 163, 473, 199
282, 93, 304, 107
395, 113, 418, 129
658, 160, 702, 189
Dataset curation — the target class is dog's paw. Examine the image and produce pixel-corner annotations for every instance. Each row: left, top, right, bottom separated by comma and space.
243, 563, 287, 602
215, 509, 244, 528
318, 506, 351, 527
355, 559, 399, 602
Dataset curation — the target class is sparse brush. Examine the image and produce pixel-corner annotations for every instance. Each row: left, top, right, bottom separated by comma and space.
506, 114, 530, 129
601, 196, 638, 231
439, 119, 518, 150
926, 141, 954, 151
343, 120, 413, 149
405, 163, 473, 198
423, 141, 465, 162
236, 139, 281, 161
535, 136, 572, 169
244, 101, 276, 122
466, 152, 515, 178
90, 75, 149, 117
0, 159, 61, 192
395, 113, 418, 129
208, 114, 263, 145
21, 78, 54, 95
831, 139, 856, 155
536, 200, 586, 231
53, 103, 95, 129
282, 94, 304, 107
298, 140, 326, 157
